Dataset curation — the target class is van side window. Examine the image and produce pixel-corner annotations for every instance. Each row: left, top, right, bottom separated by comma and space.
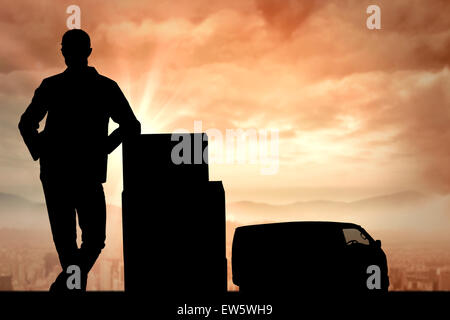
343, 228, 370, 246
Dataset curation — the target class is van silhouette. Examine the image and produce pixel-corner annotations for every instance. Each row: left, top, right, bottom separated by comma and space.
232, 221, 389, 295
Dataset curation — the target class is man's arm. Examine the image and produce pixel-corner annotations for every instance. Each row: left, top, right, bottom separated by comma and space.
18, 80, 49, 161
107, 82, 141, 154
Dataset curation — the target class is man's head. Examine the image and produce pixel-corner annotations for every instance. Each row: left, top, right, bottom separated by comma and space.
61, 29, 92, 68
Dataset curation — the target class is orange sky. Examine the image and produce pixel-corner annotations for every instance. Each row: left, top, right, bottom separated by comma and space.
1, 0, 450, 206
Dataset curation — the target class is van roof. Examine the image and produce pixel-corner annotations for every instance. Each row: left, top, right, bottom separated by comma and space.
235, 221, 361, 231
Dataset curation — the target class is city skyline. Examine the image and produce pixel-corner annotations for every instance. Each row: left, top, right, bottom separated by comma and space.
1, 0, 450, 292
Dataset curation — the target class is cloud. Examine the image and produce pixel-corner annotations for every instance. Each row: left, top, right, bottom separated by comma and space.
255, 0, 322, 37
1, 0, 450, 198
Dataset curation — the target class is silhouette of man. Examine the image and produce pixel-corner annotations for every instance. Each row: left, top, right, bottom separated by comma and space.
18, 29, 141, 291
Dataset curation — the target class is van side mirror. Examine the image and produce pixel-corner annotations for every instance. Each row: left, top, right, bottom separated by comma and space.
375, 240, 381, 248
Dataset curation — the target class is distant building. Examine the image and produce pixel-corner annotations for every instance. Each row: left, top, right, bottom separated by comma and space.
405, 273, 434, 291
438, 268, 450, 291
388, 267, 406, 290
99, 259, 113, 290
44, 252, 59, 277
0, 275, 13, 291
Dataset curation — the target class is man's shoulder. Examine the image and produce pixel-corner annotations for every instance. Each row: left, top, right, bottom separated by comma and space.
95, 73, 119, 88
41, 68, 119, 88
41, 72, 65, 84
90, 69, 121, 91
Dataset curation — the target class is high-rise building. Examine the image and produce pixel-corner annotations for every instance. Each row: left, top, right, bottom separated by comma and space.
438, 268, 450, 291
0, 275, 13, 291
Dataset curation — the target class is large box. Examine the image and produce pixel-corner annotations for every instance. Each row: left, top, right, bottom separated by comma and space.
122, 133, 209, 190
121, 133, 226, 296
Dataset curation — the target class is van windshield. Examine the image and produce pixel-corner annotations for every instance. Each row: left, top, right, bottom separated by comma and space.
343, 228, 370, 246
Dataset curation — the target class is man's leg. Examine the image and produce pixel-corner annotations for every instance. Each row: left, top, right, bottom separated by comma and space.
41, 177, 78, 291
75, 181, 107, 290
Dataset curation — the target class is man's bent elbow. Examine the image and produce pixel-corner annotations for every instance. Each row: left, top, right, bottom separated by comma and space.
18, 116, 25, 135
121, 119, 141, 141
134, 120, 141, 135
